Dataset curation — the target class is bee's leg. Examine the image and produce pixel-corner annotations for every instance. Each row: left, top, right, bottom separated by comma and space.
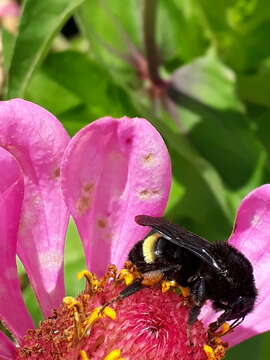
119, 279, 144, 299
187, 276, 206, 346
188, 276, 206, 324
100, 279, 144, 312
208, 309, 232, 333
188, 305, 202, 325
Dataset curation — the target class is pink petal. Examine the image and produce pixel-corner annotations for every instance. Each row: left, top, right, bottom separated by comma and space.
0, 331, 17, 360
61, 116, 171, 276
0, 147, 34, 340
224, 184, 270, 345
200, 184, 270, 346
0, 1, 20, 17
0, 99, 70, 316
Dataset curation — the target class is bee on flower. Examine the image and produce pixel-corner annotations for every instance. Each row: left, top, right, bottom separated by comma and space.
0, 99, 269, 360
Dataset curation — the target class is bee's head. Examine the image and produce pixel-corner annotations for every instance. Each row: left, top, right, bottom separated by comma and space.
227, 295, 256, 320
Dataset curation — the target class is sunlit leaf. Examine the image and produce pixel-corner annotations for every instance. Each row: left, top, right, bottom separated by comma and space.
42, 51, 137, 118
169, 53, 264, 188
6, 0, 84, 98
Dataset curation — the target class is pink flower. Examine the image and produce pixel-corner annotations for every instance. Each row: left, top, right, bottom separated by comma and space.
0, 0, 20, 33
0, 98, 269, 359
0, 0, 19, 16
201, 184, 270, 347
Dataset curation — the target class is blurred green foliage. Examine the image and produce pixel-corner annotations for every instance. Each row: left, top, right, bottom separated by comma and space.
3, 0, 270, 358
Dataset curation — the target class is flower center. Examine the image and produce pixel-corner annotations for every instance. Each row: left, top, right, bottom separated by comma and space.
16, 264, 227, 360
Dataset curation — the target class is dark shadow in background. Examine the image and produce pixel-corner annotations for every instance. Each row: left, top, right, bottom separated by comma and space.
168, 85, 266, 189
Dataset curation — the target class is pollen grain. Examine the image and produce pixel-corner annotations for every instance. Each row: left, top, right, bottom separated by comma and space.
103, 349, 125, 360
118, 269, 135, 286
80, 350, 90, 360
216, 322, 231, 336
161, 280, 177, 293
179, 286, 190, 297
204, 344, 216, 360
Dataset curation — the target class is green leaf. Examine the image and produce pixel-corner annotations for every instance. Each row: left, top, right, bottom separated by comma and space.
227, 333, 264, 360
195, 0, 270, 72
223, 22, 270, 72
58, 104, 95, 135
42, 51, 137, 118
170, 53, 264, 189
226, 150, 267, 211
76, 0, 140, 65
1, 28, 15, 73
6, 0, 84, 99
171, 51, 243, 112
258, 332, 270, 359
64, 219, 86, 297
17, 259, 43, 325
237, 69, 270, 107
25, 71, 81, 115
151, 115, 233, 241
189, 118, 264, 189
254, 110, 270, 158
159, 0, 209, 64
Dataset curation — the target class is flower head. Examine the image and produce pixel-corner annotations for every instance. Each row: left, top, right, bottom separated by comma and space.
17, 278, 208, 360
0, 99, 269, 359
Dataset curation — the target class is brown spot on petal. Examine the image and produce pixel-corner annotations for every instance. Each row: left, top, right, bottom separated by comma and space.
97, 219, 107, 228
143, 153, 158, 168
83, 183, 94, 193
139, 189, 161, 200
77, 196, 91, 214
52, 168, 60, 179
105, 232, 113, 242
76, 184, 95, 215
144, 153, 154, 163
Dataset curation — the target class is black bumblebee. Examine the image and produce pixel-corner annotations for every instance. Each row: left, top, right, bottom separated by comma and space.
119, 215, 257, 333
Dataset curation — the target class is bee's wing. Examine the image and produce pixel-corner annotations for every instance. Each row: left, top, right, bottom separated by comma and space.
135, 215, 223, 273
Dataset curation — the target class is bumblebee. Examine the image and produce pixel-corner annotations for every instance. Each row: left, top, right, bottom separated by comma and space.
118, 215, 257, 332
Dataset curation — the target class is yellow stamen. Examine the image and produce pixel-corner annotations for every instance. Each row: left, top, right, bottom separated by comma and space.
119, 269, 134, 286
204, 344, 216, 360
77, 269, 100, 293
63, 296, 76, 306
84, 307, 101, 327
103, 349, 124, 360
63, 296, 82, 310
80, 350, 89, 360
63, 296, 84, 341
161, 280, 177, 293
83, 306, 117, 332
179, 286, 190, 297
73, 307, 82, 339
102, 306, 117, 320
77, 270, 89, 280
